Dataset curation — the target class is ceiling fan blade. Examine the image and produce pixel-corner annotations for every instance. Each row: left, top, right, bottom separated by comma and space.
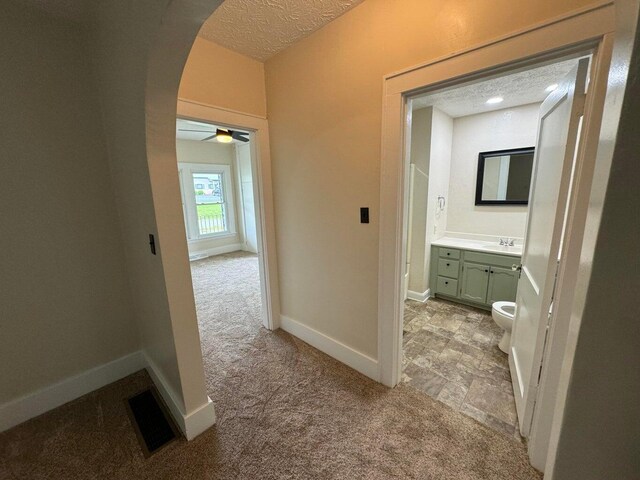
202, 134, 217, 141
231, 131, 250, 142
178, 129, 215, 133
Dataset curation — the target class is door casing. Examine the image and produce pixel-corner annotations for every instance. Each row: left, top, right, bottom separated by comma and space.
177, 100, 281, 332
378, 1, 615, 471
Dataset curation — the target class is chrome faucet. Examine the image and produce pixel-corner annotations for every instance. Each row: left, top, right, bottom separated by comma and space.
499, 238, 515, 246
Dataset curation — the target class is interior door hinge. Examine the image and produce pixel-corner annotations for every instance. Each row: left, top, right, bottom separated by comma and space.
537, 323, 551, 385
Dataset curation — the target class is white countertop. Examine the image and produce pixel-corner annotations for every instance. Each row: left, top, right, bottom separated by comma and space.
431, 237, 523, 257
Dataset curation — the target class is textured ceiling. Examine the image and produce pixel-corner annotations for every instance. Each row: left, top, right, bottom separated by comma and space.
412, 59, 580, 118
199, 0, 366, 61
176, 118, 249, 144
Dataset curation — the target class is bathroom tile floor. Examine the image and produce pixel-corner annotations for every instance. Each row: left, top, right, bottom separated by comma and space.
402, 297, 523, 441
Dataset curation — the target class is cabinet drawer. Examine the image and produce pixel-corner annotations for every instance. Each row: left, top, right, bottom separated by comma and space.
464, 251, 520, 268
437, 276, 458, 297
437, 258, 459, 279
439, 248, 460, 260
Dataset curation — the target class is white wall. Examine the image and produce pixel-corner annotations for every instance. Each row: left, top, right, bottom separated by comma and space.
176, 139, 244, 255
447, 103, 540, 239
236, 143, 259, 253
429, 107, 454, 241
0, 3, 137, 404
407, 107, 453, 295
407, 108, 431, 295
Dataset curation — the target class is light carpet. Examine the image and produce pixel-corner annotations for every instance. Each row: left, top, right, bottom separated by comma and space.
0, 251, 541, 479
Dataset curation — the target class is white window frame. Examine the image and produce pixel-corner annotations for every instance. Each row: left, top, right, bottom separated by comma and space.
177, 162, 236, 241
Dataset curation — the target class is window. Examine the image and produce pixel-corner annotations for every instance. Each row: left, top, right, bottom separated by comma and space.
177, 163, 236, 240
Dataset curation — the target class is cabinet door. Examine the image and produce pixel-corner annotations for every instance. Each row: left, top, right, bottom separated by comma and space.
460, 263, 489, 304
487, 266, 519, 304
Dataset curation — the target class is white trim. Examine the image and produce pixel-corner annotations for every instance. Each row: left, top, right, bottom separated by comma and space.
280, 315, 379, 381
188, 242, 243, 261
0, 350, 216, 441
407, 288, 430, 303
0, 351, 145, 433
177, 100, 281, 331
143, 352, 215, 441
529, 34, 615, 470
378, 3, 615, 389
179, 162, 237, 239
377, 3, 617, 473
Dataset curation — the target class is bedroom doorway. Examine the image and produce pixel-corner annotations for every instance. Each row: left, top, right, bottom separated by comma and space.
175, 100, 282, 370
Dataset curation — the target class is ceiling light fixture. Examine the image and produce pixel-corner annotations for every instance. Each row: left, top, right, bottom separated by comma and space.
216, 129, 233, 143
545, 84, 559, 92
486, 96, 504, 105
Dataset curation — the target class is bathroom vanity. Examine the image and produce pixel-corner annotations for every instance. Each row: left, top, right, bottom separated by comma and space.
429, 238, 522, 310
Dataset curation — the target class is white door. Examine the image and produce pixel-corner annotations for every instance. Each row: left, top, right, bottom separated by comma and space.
509, 58, 588, 436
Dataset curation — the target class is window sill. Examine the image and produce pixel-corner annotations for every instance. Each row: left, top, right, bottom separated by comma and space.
188, 232, 237, 243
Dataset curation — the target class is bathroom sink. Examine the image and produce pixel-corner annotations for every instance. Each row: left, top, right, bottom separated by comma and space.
431, 237, 523, 256
482, 244, 523, 254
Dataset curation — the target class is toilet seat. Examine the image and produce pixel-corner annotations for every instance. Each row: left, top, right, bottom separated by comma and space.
492, 301, 516, 354
492, 301, 515, 319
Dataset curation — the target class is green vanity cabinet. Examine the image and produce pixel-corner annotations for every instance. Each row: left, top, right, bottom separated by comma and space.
487, 266, 519, 305
430, 246, 521, 310
460, 263, 490, 304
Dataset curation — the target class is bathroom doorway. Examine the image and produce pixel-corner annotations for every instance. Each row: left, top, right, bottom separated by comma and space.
378, 9, 614, 472
401, 55, 587, 442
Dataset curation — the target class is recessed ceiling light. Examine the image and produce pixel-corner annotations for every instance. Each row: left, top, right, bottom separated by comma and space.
545, 84, 559, 92
486, 97, 504, 105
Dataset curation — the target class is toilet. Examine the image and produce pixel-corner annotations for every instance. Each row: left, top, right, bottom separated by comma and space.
491, 301, 516, 354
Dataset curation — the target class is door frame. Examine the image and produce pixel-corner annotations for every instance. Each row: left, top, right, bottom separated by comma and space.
378, 0, 615, 467
177, 99, 281, 331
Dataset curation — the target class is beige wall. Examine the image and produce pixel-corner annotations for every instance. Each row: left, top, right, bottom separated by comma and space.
91, 0, 218, 422
264, 0, 594, 358
0, 3, 137, 404
176, 139, 244, 253
179, 37, 267, 117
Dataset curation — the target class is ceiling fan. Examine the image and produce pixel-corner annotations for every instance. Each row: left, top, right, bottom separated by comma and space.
178, 127, 249, 143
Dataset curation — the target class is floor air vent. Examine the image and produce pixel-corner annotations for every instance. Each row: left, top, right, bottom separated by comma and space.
126, 388, 179, 457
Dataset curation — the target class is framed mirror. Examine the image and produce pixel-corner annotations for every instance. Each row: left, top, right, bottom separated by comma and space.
475, 147, 535, 205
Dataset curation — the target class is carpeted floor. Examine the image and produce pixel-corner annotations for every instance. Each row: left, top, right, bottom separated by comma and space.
0, 251, 541, 479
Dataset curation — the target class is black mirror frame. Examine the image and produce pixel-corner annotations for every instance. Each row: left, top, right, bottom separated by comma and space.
475, 147, 535, 206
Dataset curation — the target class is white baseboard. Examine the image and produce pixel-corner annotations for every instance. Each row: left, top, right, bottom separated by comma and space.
189, 242, 243, 261
142, 352, 215, 441
0, 350, 216, 441
0, 351, 145, 433
407, 288, 431, 303
280, 315, 378, 382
